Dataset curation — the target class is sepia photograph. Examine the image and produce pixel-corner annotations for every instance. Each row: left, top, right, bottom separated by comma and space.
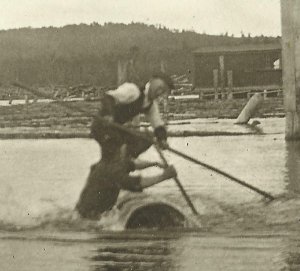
0, 0, 299, 270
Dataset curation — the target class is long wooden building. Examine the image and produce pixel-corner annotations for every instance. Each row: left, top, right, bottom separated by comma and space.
192, 43, 282, 98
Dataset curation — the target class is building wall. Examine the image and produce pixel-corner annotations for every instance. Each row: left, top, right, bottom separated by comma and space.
193, 50, 282, 88
194, 55, 218, 87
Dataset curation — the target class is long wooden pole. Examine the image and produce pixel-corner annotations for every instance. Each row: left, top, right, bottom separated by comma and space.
154, 145, 199, 215
167, 147, 275, 201
12, 81, 275, 201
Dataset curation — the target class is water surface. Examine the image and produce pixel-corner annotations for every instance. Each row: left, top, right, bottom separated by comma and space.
1, 118, 299, 271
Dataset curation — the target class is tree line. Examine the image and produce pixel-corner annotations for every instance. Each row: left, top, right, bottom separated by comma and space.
0, 22, 279, 88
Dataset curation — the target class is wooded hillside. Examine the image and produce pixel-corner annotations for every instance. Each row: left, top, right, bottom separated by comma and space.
0, 22, 279, 87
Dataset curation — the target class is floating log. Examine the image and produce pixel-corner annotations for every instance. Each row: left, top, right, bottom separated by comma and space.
109, 192, 201, 230
235, 93, 263, 124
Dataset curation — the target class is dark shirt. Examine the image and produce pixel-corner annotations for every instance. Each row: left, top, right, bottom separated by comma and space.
76, 159, 142, 220
99, 88, 148, 125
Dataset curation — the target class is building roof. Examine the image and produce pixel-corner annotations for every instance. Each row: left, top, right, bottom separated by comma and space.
193, 43, 281, 55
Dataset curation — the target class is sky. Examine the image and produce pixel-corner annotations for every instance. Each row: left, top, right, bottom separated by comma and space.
0, 0, 281, 36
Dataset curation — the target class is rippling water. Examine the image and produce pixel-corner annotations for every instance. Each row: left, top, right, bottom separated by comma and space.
1, 118, 300, 271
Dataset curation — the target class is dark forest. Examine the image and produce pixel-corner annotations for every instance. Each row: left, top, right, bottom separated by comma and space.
0, 22, 279, 87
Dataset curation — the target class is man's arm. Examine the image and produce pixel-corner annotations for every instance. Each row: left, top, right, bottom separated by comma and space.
145, 100, 165, 130
144, 101, 168, 148
133, 159, 165, 170
120, 165, 177, 192
139, 165, 177, 189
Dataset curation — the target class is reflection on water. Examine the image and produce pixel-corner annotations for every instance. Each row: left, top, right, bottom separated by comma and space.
87, 232, 300, 271
280, 235, 300, 271
174, 235, 284, 271
2, 231, 300, 271
285, 141, 300, 194
89, 232, 177, 271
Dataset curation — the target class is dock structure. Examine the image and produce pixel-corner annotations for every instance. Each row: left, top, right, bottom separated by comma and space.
281, 0, 300, 140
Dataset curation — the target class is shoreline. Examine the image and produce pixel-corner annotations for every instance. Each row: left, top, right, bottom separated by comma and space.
0, 125, 271, 139
0, 96, 284, 139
